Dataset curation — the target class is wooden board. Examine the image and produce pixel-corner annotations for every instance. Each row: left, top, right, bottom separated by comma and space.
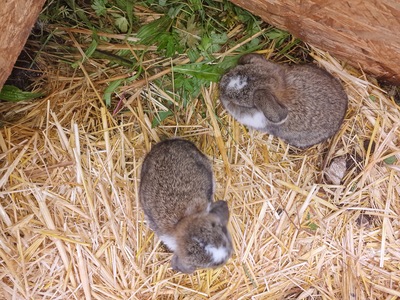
230, 0, 400, 85
0, 0, 46, 90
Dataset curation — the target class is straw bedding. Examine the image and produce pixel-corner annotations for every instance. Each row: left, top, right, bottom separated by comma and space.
0, 42, 399, 299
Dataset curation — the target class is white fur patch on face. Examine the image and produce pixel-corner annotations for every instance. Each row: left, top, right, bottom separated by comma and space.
237, 111, 267, 129
227, 76, 248, 90
205, 245, 229, 264
160, 235, 177, 251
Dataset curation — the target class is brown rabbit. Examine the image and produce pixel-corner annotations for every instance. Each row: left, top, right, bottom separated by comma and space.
139, 138, 232, 274
219, 53, 348, 148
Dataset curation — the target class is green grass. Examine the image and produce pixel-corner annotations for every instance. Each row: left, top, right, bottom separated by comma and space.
38, 0, 307, 111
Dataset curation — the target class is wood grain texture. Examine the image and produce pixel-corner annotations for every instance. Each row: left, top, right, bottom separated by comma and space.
0, 0, 46, 90
230, 0, 400, 84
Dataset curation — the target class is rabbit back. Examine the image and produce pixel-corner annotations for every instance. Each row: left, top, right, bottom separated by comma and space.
276, 64, 348, 147
139, 138, 214, 235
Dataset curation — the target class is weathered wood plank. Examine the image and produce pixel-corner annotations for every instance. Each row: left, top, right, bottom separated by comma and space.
0, 0, 46, 90
230, 0, 400, 84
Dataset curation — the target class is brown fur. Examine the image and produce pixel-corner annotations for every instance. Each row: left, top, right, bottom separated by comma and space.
139, 139, 232, 273
219, 53, 348, 148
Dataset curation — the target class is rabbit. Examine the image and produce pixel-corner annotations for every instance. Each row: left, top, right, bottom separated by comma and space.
219, 53, 348, 148
139, 138, 232, 274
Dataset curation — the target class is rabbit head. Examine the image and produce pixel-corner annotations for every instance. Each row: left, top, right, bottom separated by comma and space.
168, 200, 232, 274
219, 56, 288, 130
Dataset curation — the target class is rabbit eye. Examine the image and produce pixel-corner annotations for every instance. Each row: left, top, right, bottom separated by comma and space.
192, 237, 205, 247
211, 222, 216, 228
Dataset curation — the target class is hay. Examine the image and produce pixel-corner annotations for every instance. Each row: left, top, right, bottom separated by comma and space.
1, 40, 400, 299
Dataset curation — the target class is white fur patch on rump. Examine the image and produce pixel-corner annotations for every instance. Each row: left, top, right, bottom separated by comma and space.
160, 235, 177, 251
236, 111, 267, 129
205, 245, 229, 264
227, 76, 248, 90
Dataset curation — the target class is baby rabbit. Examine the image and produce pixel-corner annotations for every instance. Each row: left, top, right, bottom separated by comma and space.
139, 138, 232, 274
219, 53, 348, 148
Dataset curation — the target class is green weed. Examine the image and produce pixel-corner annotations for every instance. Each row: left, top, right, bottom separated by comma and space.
40, 0, 306, 119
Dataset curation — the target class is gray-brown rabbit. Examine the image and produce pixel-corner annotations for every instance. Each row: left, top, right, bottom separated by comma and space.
219, 53, 348, 148
139, 138, 232, 274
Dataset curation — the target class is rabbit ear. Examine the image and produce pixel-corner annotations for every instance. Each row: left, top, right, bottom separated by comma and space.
238, 53, 265, 65
254, 89, 288, 124
209, 200, 229, 226
171, 254, 195, 274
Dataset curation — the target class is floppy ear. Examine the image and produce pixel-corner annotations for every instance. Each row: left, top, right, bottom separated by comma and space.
209, 200, 230, 226
253, 89, 288, 124
171, 254, 195, 274
238, 53, 266, 65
